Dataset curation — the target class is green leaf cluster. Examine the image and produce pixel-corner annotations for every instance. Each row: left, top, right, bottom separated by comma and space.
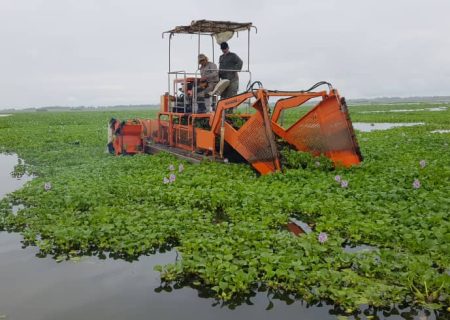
0, 105, 449, 312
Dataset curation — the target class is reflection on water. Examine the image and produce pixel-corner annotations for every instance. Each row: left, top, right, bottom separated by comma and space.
0, 154, 33, 198
353, 122, 424, 132
0, 235, 338, 320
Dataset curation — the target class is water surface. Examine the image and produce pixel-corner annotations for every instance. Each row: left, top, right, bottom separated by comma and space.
0, 154, 33, 198
359, 106, 447, 113
353, 122, 424, 132
430, 129, 450, 134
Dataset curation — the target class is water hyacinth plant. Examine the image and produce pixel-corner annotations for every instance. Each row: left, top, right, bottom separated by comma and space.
0, 104, 449, 313
419, 160, 426, 168
318, 232, 328, 244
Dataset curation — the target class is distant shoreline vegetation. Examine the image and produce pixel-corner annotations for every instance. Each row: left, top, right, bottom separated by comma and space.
1, 96, 450, 113
348, 96, 450, 105
0, 104, 160, 113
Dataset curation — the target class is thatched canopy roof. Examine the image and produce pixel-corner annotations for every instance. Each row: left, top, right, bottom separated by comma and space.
164, 20, 253, 35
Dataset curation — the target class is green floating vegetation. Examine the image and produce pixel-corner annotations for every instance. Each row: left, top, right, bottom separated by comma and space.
0, 105, 449, 312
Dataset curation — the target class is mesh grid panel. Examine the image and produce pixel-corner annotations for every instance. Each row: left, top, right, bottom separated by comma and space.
288, 111, 327, 153
235, 113, 276, 163
175, 126, 192, 147
284, 97, 361, 163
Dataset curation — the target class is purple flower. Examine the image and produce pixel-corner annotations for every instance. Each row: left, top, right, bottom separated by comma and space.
168, 164, 175, 171
178, 164, 184, 173
44, 182, 52, 191
315, 161, 321, 167
341, 180, 349, 188
163, 177, 169, 184
169, 174, 176, 183
419, 160, 426, 168
413, 179, 421, 189
318, 232, 328, 244
334, 175, 341, 183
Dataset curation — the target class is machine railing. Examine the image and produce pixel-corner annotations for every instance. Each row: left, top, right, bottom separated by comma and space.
167, 69, 252, 114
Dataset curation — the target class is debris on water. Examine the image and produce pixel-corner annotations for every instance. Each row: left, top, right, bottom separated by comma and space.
287, 218, 313, 236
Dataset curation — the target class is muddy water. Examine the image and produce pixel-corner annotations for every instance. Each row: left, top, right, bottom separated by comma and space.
0, 154, 338, 320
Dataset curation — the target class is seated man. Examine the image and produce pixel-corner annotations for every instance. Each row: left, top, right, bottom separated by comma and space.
198, 54, 219, 111
196, 78, 209, 113
198, 54, 219, 93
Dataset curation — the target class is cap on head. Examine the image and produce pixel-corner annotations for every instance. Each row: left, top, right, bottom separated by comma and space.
198, 53, 207, 63
220, 42, 229, 50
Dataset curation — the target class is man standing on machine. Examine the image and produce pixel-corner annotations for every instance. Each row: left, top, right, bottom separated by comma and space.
218, 42, 243, 99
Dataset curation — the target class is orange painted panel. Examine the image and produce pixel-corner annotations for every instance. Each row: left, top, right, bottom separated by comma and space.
195, 128, 215, 151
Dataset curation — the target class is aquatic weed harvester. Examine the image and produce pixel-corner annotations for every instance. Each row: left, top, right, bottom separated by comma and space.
108, 20, 362, 174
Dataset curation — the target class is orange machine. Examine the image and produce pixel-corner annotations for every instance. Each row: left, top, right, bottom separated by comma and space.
108, 20, 362, 174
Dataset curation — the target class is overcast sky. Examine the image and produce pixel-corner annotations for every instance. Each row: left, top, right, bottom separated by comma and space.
1, 0, 449, 109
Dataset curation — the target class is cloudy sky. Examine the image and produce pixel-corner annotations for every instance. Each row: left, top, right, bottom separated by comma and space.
1, 0, 449, 109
